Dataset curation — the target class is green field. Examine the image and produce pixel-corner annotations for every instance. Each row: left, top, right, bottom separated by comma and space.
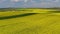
0, 8, 60, 34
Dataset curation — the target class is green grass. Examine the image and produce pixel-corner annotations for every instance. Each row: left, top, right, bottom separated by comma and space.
0, 13, 37, 20
0, 8, 60, 34
0, 13, 60, 34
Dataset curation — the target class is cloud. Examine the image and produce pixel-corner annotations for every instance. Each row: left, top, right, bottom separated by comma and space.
0, 0, 60, 8
10, 0, 25, 2
21, 0, 60, 8
10, 0, 20, 2
0, 0, 6, 3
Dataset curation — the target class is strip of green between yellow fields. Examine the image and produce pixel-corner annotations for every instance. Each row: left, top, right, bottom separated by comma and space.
0, 13, 37, 20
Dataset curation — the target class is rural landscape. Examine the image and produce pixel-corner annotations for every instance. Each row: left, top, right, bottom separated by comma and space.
0, 8, 60, 34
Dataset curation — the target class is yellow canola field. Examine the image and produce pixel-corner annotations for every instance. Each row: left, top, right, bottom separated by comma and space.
0, 9, 60, 34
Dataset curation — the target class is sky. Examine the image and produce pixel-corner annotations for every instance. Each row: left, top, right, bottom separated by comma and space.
0, 0, 60, 8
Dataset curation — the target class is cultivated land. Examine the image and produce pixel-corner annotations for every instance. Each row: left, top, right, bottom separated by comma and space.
0, 8, 60, 34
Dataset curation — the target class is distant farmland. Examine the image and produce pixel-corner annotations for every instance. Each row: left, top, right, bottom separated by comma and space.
0, 8, 60, 34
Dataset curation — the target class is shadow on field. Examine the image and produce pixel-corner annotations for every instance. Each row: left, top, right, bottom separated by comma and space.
0, 13, 37, 20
